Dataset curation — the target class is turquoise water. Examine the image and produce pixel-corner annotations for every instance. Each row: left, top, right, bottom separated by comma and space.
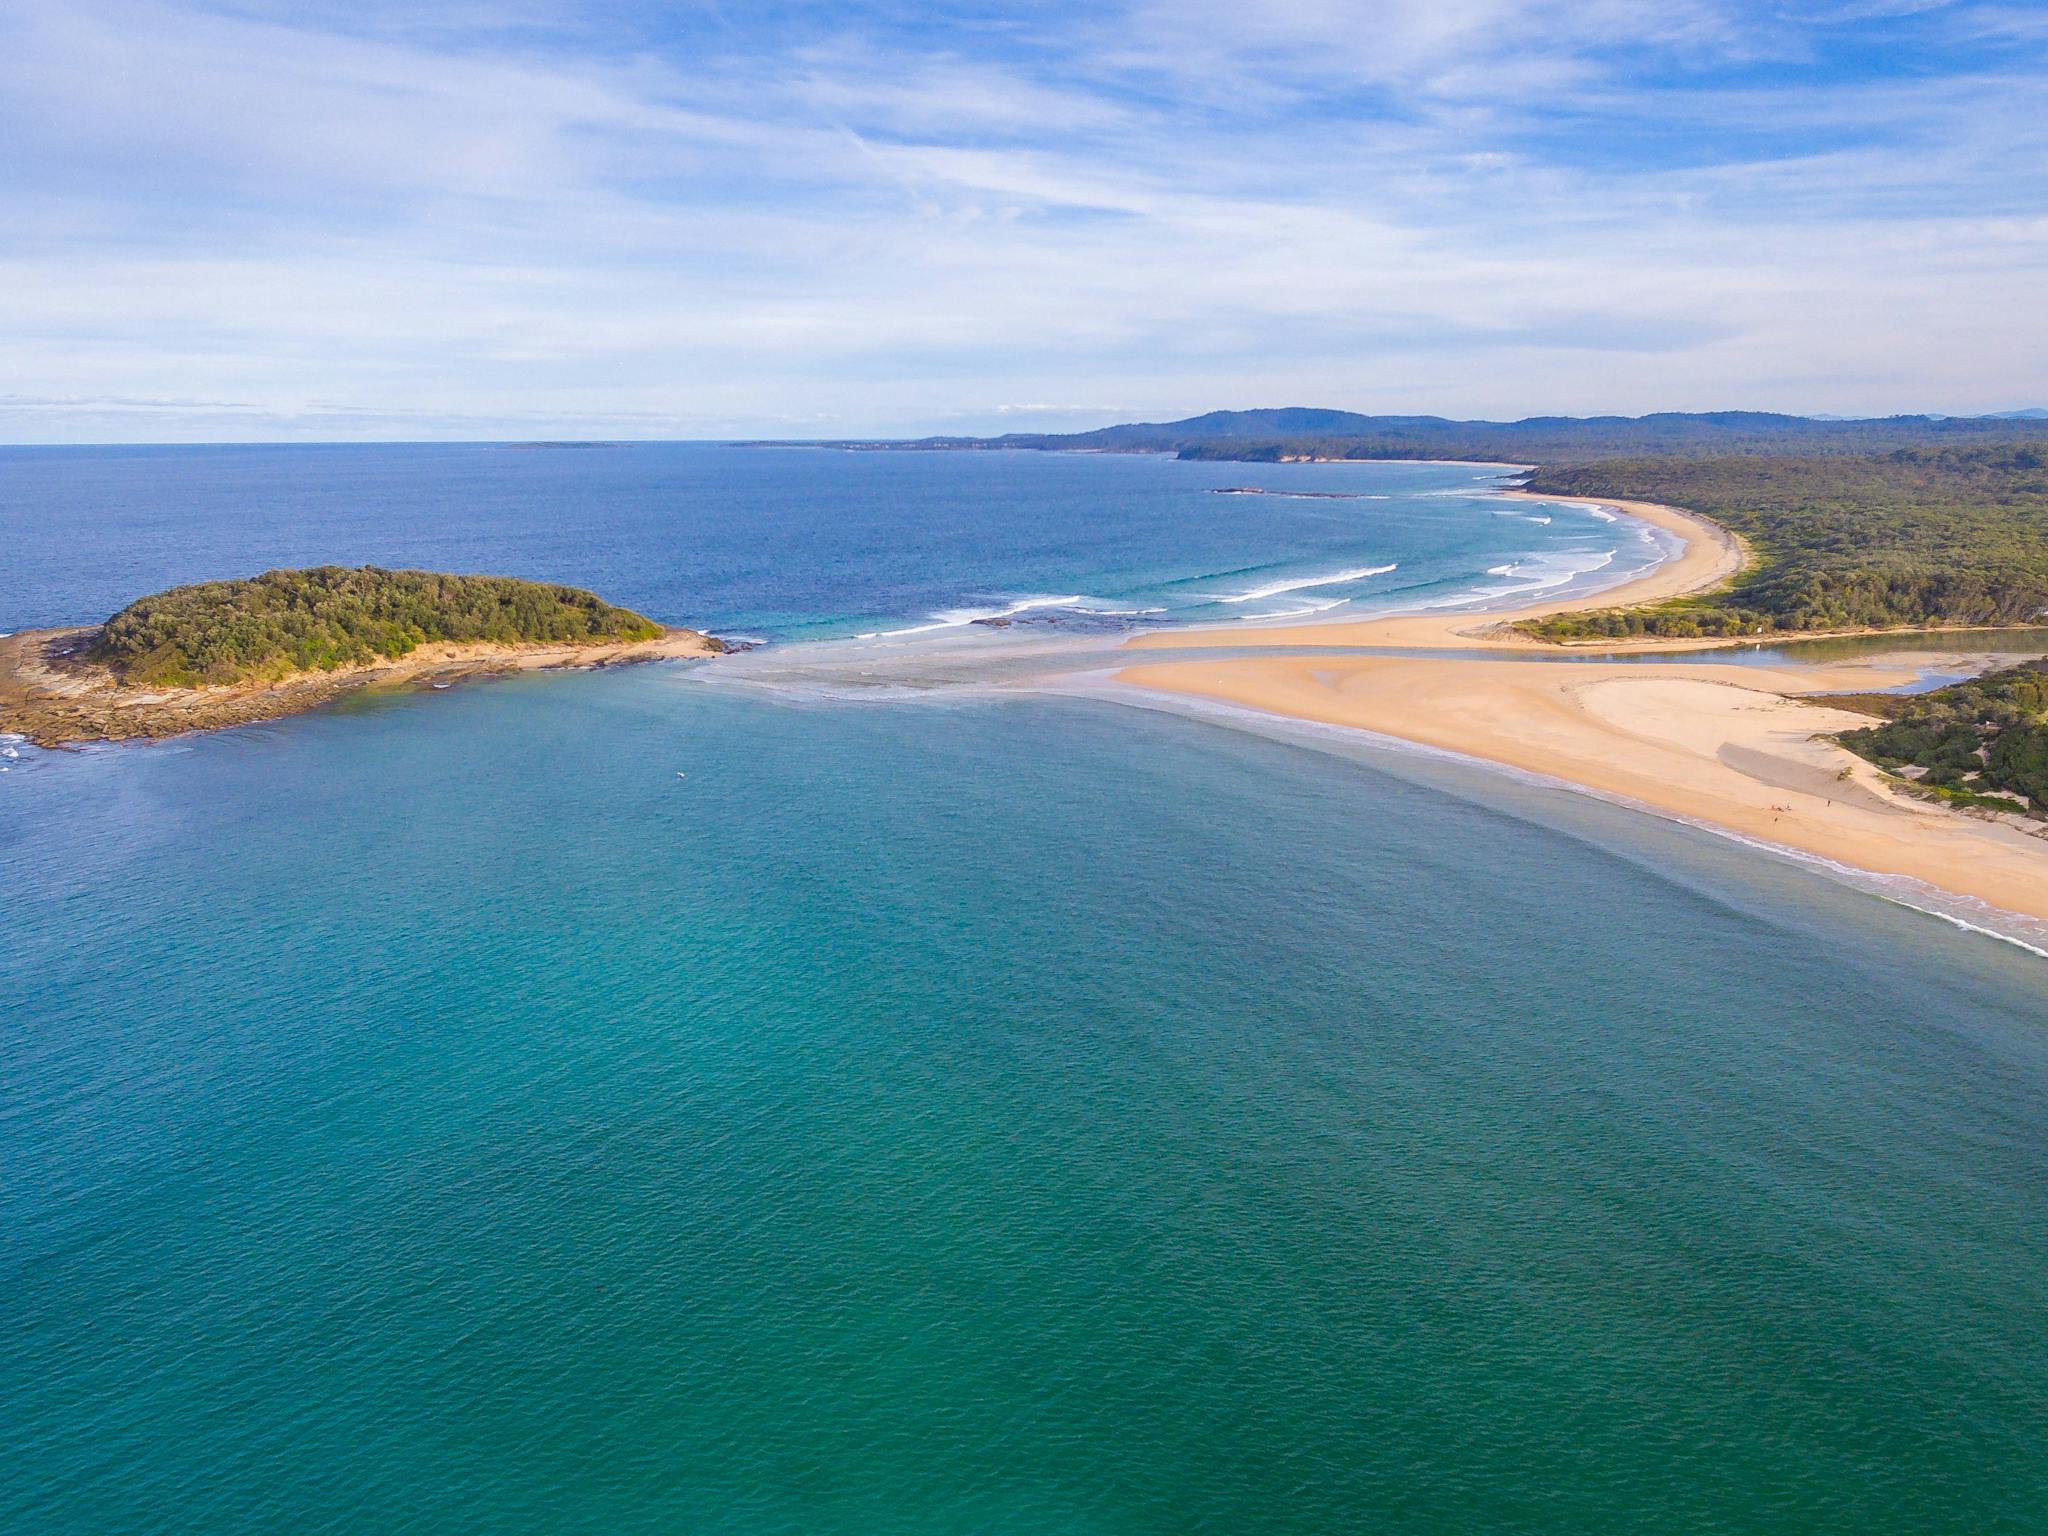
5, 450, 2048, 1531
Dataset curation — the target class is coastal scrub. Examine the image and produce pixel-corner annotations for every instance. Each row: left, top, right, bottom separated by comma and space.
89, 566, 664, 687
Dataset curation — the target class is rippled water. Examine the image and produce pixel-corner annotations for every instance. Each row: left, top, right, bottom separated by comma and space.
0, 443, 1654, 640
4, 450, 2046, 1532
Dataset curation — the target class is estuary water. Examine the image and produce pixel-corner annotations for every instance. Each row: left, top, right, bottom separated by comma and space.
3, 446, 2045, 1533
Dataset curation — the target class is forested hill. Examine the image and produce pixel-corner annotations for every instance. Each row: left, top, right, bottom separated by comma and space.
856, 408, 2048, 462
88, 566, 664, 687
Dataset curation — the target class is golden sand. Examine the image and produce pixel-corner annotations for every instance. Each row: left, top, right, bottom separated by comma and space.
1119, 494, 2048, 924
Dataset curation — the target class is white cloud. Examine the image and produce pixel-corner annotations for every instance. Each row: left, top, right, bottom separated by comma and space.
0, 0, 2042, 439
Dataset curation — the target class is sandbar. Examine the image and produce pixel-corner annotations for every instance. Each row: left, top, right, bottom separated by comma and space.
1118, 493, 2048, 928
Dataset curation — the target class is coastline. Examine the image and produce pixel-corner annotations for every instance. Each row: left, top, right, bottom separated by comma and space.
1116, 492, 2048, 930
0, 625, 723, 747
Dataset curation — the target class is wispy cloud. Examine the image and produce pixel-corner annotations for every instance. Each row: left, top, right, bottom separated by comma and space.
0, 0, 2042, 440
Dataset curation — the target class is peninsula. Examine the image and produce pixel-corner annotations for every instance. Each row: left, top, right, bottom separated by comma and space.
0, 566, 723, 746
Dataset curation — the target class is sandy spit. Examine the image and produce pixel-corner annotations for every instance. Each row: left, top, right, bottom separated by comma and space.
1117, 493, 2048, 927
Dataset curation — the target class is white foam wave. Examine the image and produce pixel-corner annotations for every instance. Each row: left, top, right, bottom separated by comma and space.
1236, 597, 1350, 621
1399, 549, 1619, 613
1219, 563, 1397, 604
1913, 907, 2048, 958
861, 594, 1089, 638
1496, 547, 1613, 594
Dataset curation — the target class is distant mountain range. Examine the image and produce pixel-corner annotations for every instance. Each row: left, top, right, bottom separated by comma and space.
835, 407, 2048, 463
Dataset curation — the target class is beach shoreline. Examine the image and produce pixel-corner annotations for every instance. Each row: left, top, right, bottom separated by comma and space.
1116, 492, 2048, 930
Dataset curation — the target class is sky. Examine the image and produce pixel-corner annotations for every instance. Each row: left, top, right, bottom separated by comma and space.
1, 0, 2045, 442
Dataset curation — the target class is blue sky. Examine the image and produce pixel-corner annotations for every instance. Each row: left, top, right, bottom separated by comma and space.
2, 0, 2044, 441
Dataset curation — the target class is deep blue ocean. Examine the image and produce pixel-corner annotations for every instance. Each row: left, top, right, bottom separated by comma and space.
0, 443, 1652, 641
3, 446, 2045, 1533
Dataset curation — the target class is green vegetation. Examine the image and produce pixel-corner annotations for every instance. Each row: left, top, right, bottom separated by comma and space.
1831, 659, 2048, 815
862, 407, 2048, 462
842, 409, 2048, 643
1516, 445, 2048, 640
89, 566, 663, 687
857, 410, 2048, 642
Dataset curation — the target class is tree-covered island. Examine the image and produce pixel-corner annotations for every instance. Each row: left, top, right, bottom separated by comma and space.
0, 566, 721, 746
1827, 659, 2048, 816
90, 565, 668, 686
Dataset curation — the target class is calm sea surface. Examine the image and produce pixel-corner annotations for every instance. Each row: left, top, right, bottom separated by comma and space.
3, 446, 2045, 1533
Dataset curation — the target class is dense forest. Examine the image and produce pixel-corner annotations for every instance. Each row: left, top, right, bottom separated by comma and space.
89, 566, 663, 686
1515, 445, 2048, 638
1830, 660, 2048, 815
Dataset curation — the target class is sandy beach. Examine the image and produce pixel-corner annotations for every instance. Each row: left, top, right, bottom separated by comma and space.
1119, 492, 2048, 928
